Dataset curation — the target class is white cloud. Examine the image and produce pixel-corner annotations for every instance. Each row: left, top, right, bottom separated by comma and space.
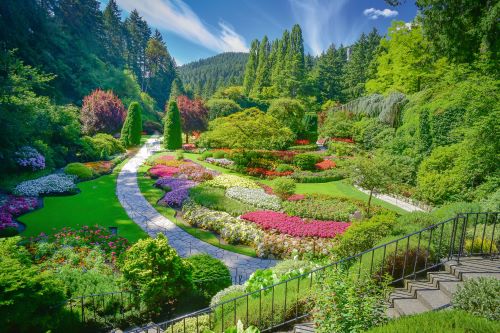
289, 0, 359, 55
117, 0, 248, 52
363, 8, 398, 20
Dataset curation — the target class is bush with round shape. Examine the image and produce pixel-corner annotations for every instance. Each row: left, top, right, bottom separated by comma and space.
64, 162, 94, 180
272, 178, 296, 199
164, 100, 183, 150
452, 277, 500, 321
293, 153, 323, 170
81, 89, 126, 135
213, 151, 226, 159
119, 234, 192, 311
80, 133, 125, 161
121, 102, 142, 147
169, 315, 210, 333
364, 310, 500, 333
200, 151, 213, 160
275, 164, 294, 173
186, 254, 232, 301
210, 285, 246, 308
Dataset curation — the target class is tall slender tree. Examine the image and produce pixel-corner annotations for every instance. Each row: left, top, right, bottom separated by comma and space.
125, 9, 151, 89
121, 102, 143, 147
102, 0, 126, 67
251, 36, 271, 97
242, 39, 259, 95
163, 100, 182, 149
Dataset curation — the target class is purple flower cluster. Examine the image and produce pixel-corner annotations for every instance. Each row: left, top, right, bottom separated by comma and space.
156, 178, 198, 207
0, 196, 38, 230
15, 146, 45, 171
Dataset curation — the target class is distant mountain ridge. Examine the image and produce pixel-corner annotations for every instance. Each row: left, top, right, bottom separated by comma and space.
178, 52, 248, 98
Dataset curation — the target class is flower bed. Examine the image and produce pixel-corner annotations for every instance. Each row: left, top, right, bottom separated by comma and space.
13, 174, 78, 197
176, 163, 218, 182
83, 161, 114, 175
257, 232, 334, 258
148, 165, 180, 178
205, 174, 260, 189
289, 169, 345, 183
15, 146, 45, 171
182, 143, 196, 151
155, 178, 198, 207
246, 167, 293, 178
241, 211, 350, 238
225, 187, 282, 211
315, 159, 336, 170
182, 201, 263, 245
283, 195, 360, 221
0, 195, 38, 231
287, 194, 305, 201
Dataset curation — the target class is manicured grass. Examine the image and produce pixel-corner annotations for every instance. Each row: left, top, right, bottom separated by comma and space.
183, 152, 407, 215
19, 159, 149, 243
136, 163, 257, 257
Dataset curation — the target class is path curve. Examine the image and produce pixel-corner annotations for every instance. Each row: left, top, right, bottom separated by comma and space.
116, 137, 278, 281
354, 185, 427, 212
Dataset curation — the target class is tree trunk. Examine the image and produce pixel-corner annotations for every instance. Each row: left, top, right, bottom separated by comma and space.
367, 188, 374, 217
185, 133, 189, 144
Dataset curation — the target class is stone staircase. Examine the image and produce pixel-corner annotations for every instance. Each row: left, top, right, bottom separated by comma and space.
388, 257, 500, 318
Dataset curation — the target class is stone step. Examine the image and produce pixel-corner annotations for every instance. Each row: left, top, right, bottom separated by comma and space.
393, 298, 428, 316
438, 280, 461, 298
293, 322, 315, 333
416, 288, 451, 310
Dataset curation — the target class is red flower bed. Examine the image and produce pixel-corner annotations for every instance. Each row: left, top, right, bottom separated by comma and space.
315, 159, 336, 170
331, 137, 354, 143
287, 194, 305, 201
246, 167, 293, 178
294, 139, 310, 145
182, 143, 196, 151
241, 211, 350, 238
148, 165, 180, 178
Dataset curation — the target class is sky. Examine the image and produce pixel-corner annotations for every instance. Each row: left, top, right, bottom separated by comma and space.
110, 0, 418, 65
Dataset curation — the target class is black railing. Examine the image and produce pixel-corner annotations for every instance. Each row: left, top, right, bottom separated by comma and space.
126, 211, 498, 333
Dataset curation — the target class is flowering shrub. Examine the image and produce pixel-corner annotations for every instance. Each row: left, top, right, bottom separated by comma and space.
225, 187, 282, 211
151, 155, 175, 165
287, 194, 305, 201
15, 146, 45, 171
182, 201, 263, 245
0, 195, 38, 231
282, 195, 360, 221
31, 225, 129, 262
315, 159, 336, 170
271, 150, 297, 163
241, 211, 351, 238
182, 143, 196, 151
84, 161, 114, 175
205, 157, 234, 167
295, 139, 310, 145
257, 232, 334, 259
81, 89, 126, 135
176, 163, 218, 182
246, 167, 293, 178
148, 165, 180, 178
205, 174, 260, 189
331, 137, 354, 143
155, 178, 197, 207
13, 174, 77, 197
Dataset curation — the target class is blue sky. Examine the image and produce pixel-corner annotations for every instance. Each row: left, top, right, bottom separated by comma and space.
111, 0, 417, 65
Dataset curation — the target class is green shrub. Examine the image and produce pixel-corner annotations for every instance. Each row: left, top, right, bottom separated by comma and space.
332, 213, 397, 259
283, 195, 360, 221
271, 178, 296, 199
288, 144, 318, 152
213, 151, 226, 159
200, 151, 213, 160
164, 101, 182, 150
175, 150, 184, 161
290, 169, 345, 183
328, 141, 356, 156
293, 153, 322, 170
365, 310, 500, 333
210, 285, 246, 307
64, 162, 94, 180
169, 315, 210, 333
373, 248, 429, 284
464, 238, 498, 254
313, 269, 390, 333
452, 277, 500, 321
80, 133, 125, 161
186, 254, 232, 301
275, 164, 294, 173
119, 234, 192, 311
121, 101, 142, 147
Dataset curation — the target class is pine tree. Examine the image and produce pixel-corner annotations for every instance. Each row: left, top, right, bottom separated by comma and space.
163, 100, 182, 149
125, 9, 151, 89
271, 30, 290, 95
121, 102, 143, 147
168, 77, 185, 103
283, 24, 305, 97
251, 36, 271, 97
242, 39, 259, 95
103, 0, 126, 67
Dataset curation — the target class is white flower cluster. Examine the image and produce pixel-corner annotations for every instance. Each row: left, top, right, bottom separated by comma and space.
210, 284, 246, 307
182, 201, 263, 246
205, 157, 234, 167
14, 174, 77, 197
205, 174, 260, 189
225, 187, 282, 211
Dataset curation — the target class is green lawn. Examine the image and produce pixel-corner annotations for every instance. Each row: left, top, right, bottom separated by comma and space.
18, 139, 151, 243
183, 152, 407, 215
136, 163, 257, 257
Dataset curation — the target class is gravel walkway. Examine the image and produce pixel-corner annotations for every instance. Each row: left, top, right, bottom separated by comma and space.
354, 185, 426, 212
116, 137, 278, 282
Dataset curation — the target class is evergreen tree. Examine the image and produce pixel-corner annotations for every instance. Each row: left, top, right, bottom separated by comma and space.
168, 78, 185, 103
271, 30, 290, 94
163, 100, 182, 149
103, 0, 126, 67
121, 102, 143, 147
283, 24, 305, 97
315, 45, 346, 103
125, 9, 151, 89
251, 36, 271, 97
242, 39, 259, 95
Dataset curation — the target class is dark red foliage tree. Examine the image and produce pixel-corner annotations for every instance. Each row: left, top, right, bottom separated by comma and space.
81, 89, 126, 135
177, 95, 208, 143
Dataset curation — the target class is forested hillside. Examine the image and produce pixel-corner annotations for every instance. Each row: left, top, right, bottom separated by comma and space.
178, 52, 248, 98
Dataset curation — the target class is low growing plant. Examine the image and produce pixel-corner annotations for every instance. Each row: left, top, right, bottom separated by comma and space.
271, 178, 296, 199
452, 277, 500, 321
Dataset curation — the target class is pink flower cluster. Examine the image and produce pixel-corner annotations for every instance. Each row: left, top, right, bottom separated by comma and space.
287, 194, 305, 201
241, 211, 350, 238
148, 165, 180, 178
0, 196, 38, 230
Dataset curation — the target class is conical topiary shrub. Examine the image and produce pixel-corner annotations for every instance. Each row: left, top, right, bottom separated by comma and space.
121, 102, 143, 147
163, 100, 182, 150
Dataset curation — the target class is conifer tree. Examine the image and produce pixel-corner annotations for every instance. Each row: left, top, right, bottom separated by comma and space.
271, 30, 290, 94
242, 39, 260, 95
103, 0, 126, 67
121, 102, 143, 147
283, 24, 305, 97
168, 77, 185, 103
251, 36, 271, 97
163, 100, 182, 149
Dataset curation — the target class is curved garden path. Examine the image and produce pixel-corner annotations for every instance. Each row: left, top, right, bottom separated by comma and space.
116, 137, 278, 282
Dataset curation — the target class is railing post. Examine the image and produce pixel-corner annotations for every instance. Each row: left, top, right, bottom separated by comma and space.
457, 214, 468, 265
448, 216, 459, 261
